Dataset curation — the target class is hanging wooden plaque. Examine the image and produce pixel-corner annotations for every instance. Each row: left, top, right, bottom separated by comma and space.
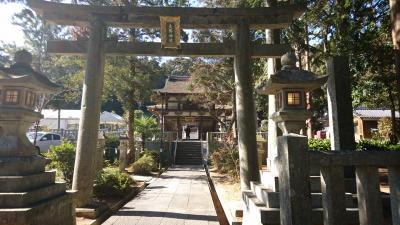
160, 16, 181, 49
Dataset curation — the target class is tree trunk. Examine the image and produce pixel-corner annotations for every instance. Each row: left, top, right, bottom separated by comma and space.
388, 87, 398, 144
127, 99, 136, 164
304, 24, 314, 139
231, 89, 238, 138
390, 0, 400, 128
142, 134, 145, 151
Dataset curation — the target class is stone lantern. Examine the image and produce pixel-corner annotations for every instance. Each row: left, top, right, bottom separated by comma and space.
257, 52, 328, 135
0, 50, 75, 225
0, 50, 60, 156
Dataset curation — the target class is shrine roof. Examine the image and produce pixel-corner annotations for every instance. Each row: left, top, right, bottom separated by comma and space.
354, 108, 400, 119
155, 76, 202, 94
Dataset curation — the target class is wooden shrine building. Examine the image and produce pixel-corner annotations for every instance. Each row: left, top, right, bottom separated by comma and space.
149, 76, 231, 140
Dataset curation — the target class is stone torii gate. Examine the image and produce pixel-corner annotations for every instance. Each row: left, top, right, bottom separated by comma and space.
28, 0, 305, 207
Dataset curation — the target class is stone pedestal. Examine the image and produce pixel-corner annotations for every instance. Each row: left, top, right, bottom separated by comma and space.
0, 157, 75, 225
0, 109, 75, 225
0, 50, 75, 225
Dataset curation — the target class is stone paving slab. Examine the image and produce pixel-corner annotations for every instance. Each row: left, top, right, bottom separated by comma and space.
103, 165, 218, 225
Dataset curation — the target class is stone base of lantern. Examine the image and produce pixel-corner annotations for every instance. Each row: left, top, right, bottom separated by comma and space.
0, 155, 75, 225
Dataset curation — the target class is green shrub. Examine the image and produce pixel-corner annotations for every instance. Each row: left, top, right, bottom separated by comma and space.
94, 167, 134, 197
308, 138, 330, 151
46, 141, 75, 186
210, 135, 240, 180
139, 149, 159, 163
105, 136, 120, 163
356, 139, 400, 151
130, 155, 157, 175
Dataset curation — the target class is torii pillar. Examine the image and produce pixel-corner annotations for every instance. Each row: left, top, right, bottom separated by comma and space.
234, 21, 260, 190
72, 17, 106, 207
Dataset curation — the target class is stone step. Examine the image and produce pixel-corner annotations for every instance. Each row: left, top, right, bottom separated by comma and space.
242, 191, 359, 225
0, 192, 74, 225
175, 162, 203, 165
0, 156, 47, 176
176, 153, 201, 155
175, 155, 202, 158
176, 151, 200, 152
260, 170, 356, 193
177, 145, 201, 148
250, 181, 356, 208
0, 171, 56, 192
176, 154, 202, 156
175, 158, 202, 161
177, 149, 201, 151
0, 182, 66, 208
176, 150, 201, 153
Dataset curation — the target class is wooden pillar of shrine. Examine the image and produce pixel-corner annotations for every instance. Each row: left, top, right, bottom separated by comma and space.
199, 116, 203, 140
234, 21, 260, 190
177, 116, 182, 139
72, 17, 106, 207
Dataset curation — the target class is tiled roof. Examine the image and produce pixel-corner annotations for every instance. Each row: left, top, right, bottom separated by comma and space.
354, 109, 400, 119
155, 76, 202, 94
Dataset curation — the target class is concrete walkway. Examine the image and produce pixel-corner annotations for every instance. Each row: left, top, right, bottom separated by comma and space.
103, 165, 219, 225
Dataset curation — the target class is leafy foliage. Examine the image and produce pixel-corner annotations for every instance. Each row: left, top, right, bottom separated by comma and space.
104, 135, 121, 163
356, 139, 400, 151
94, 167, 134, 197
209, 135, 240, 180
139, 149, 159, 163
46, 141, 76, 186
135, 116, 160, 149
377, 117, 400, 141
308, 138, 331, 151
129, 154, 157, 175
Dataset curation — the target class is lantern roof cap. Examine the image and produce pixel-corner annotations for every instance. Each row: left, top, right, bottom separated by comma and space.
0, 50, 61, 93
257, 52, 328, 95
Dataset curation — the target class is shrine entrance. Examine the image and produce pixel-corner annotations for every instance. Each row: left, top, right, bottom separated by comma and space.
28, 0, 305, 207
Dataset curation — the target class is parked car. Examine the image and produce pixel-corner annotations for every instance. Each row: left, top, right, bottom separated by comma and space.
26, 132, 62, 153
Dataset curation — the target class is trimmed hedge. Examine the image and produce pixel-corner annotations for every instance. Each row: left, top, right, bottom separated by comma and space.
307, 138, 400, 151
308, 138, 330, 151
139, 149, 159, 163
94, 167, 134, 197
356, 139, 400, 151
129, 155, 157, 175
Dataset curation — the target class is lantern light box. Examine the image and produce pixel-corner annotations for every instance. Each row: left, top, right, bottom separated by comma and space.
257, 52, 328, 135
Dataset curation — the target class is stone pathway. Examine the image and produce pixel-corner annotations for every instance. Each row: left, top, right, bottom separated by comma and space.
103, 165, 219, 225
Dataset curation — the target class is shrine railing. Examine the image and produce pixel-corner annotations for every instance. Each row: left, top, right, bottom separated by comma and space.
278, 134, 400, 225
